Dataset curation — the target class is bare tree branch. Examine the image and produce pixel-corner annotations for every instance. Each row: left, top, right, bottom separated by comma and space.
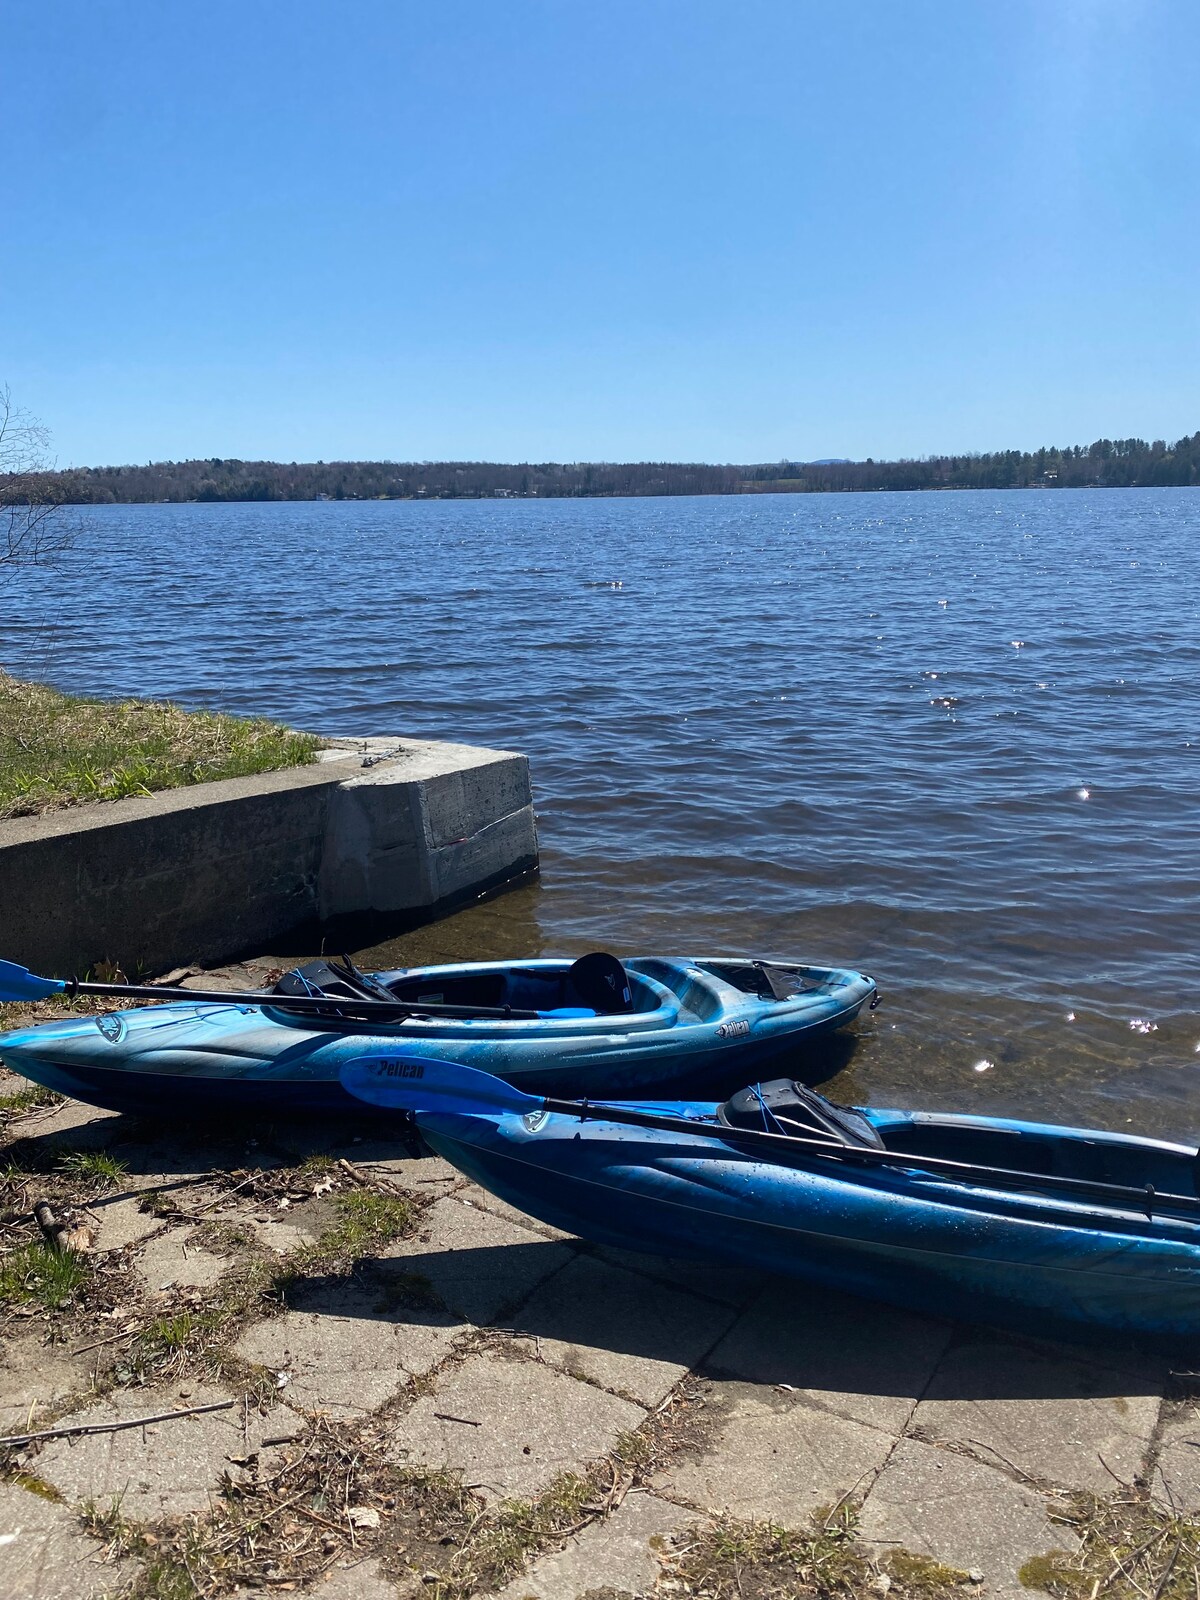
0, 386, 70, 569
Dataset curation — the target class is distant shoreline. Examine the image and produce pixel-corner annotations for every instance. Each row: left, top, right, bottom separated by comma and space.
33, 430, 1200, 504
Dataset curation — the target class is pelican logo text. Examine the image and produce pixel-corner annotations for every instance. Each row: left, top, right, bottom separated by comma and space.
716, 1020, 750, 1039
377, 1059, 426, 1080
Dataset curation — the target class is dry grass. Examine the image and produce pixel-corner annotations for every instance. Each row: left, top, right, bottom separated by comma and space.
659, 1503, 975, 1600
0, 671, 318, 819
1019, 1492, 1200, 1600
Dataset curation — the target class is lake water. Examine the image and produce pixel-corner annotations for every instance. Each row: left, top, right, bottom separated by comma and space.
4, 490, 1199, 1136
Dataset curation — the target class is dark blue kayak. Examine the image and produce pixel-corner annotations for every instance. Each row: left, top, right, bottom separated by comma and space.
405, 1078, 1200, 1346
0, 955, 876, 1115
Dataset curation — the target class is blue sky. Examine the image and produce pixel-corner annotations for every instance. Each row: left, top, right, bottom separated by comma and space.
5, 0, 1198, 465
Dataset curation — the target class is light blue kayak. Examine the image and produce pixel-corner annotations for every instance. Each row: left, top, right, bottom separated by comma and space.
0, 955, 876, 1115
399, 1074, 1200, 1346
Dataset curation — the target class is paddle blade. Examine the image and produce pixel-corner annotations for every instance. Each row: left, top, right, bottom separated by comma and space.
339, 1053, 545, 1119
0, 960, 67, 1004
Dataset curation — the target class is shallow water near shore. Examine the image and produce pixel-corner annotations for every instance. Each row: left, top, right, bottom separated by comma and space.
4, 489, 1199, 1138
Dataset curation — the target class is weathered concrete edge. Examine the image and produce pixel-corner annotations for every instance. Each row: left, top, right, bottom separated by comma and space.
0, 738, 539, 975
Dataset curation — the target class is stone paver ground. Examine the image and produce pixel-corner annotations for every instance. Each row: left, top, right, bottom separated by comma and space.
0, 1023, 1189, 1600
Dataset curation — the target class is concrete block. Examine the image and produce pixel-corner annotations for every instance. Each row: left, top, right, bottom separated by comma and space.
390, 1354, 645, 1500
35, 1382, 302, 1519
0, 1480, 131, 1600
317, 739, 537, 921
658, 1382, 896, 1524
487, 1489, 686, 1600
379, 1194, 573, 1326
594, 1242, 766, 1307
0, 1333, 91, 1435
511, 1255, 738, 1407
1153, 1405, 1200, 1512
858, 1437, 1069, 1600
92, 1193, 165, 1253
702, 1281, 952, 1435
912, 1337, 1161, 1492
234, 1282, 463, 1417
134, 1227, 232, 1293
0, 737, 537, 977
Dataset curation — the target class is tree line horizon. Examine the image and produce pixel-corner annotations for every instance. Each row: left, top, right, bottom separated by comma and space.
20, 430, 1200, 503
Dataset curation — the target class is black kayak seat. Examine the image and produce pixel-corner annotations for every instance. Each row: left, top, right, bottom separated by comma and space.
568, 952, 634, 1015
720, 1079, 884, 1149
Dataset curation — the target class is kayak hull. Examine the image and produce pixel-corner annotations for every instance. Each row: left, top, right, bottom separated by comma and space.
0, 956, 875, 1116
415, 1102, 1200, 1347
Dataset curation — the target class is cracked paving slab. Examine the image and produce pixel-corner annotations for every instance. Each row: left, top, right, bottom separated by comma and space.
33, 1381, 304, 1519
656, 1381, 897, 1525
911, 1335, 1162, 1492
235, 1281, 464, 1416
378, 1193, 574, 1327
0, 1333, 93, 1436
701, 1279, 953, 1435
1153, 1403, 1200, 1513
510, 1254, 739, 1407
858, 1436, 1072, 1600
0, 1480, 131, 1600
486, 1489, 687, 1600
390, 1352, 645, 1501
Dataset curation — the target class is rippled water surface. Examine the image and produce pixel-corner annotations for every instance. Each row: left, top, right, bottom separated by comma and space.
5, 491, 1199, 1134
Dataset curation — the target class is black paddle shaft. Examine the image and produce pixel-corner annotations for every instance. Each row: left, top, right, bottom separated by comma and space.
61, 978, 541, 1022
541, 1097, 1200, 1221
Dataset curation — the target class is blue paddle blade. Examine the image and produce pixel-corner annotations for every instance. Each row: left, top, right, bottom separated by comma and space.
0, 960, 68, 1004
339, 1053, 546, 1118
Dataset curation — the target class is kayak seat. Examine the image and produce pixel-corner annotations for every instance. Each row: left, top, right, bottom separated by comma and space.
567, 952, 634, 1015
720, 1079, 884, 1149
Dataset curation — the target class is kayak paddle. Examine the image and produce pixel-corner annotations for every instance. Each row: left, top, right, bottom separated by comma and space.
339, 1052, 1200, 1220
0, 957, 544, 1022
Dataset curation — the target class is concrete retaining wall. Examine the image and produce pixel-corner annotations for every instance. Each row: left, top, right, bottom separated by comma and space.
0, 739, 538, 976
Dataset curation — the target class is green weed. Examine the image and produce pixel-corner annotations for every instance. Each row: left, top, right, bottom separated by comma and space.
0, 1239, 88, 1310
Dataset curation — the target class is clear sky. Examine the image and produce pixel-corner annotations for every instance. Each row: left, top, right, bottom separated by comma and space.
5, 0, 1198, 466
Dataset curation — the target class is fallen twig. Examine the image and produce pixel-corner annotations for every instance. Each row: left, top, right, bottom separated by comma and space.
0, 1397, 235, 1449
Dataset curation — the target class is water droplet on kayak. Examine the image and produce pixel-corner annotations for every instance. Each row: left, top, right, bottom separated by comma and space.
1129, 1018, 1157, 1034
973, 1059, 993, 1072
1077, 788, 1090, 800
1066, 1012, 1076, 1022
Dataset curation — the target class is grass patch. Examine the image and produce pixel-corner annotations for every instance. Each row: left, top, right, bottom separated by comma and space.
0, 670, 319, 819
0, 1083, 61, 1115
659, 1504, 974, 1600
1019, 1492, 1200, 1600
301, 1190, 415, 1271
57, 1149, 127, 1188
0, 1238, 88, 1310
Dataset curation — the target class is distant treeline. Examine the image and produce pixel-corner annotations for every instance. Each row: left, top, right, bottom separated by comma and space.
21, 431, 1200, 504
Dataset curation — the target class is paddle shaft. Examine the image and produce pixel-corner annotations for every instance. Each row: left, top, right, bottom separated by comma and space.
57, 979, 541, 1022
536, 1097, 1200, 1219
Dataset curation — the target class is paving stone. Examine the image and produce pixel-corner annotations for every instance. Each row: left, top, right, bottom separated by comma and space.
0, 1480, 129, 1600
594, 1241, 766, 1307
457, 1181, 576, 1242
391, 1353, 645, 1500
512, 1255, 738, 1406
379, 1194, 573, 1326
235, 1282, 463, 1416
703, 1280, 953, 1434
300, 1554, 415, 1598
858, 1437, 1069, 1600
0, 1333, 91, 1434
357, 1150, 462, 1197
9, 1097, 124, 1149
487, 1489, 685, 1600
1152, 1405, 1200, 1512
134, 1226, 232, 1291
658, 1382, 896, 1525
92, 1193, 164, 1252
913, 1336, 1161, 1491
36, 1382, 302, 1519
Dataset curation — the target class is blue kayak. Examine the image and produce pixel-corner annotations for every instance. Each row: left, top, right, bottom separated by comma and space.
0, 955, 876, 1115
407, 1077, 1200, 1346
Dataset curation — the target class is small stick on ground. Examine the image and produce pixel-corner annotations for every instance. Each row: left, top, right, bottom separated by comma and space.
0, 1397, 235, 1449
